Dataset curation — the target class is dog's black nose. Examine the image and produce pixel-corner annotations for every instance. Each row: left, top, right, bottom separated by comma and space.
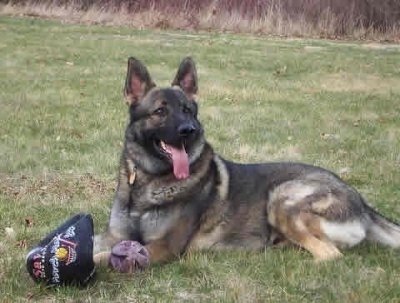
178, 123, 196, 137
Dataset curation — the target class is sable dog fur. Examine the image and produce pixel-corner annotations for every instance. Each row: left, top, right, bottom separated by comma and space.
94, 57, 400, 263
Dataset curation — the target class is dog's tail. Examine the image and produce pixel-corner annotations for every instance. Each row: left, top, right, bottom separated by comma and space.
366, 206, 400, 248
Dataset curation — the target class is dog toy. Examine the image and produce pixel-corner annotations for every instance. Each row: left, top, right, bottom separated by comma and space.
92, 240, 150, 273
108, 240, 149, 273
26, 213, 149, 286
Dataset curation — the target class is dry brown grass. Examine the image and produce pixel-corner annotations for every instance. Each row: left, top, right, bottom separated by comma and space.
1, 0, 400, 40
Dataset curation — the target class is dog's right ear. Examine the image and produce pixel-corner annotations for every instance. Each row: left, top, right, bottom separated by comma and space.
124, 57, 155, 105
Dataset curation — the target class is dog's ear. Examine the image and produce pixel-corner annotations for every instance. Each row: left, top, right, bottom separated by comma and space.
124, 57, 156, 105
171, 57, 198, 101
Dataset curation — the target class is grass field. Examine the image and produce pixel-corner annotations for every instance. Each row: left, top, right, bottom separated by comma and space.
1, 16, 400, 302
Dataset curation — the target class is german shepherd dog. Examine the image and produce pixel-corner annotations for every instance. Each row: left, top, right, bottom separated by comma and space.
94, 57, 400, 264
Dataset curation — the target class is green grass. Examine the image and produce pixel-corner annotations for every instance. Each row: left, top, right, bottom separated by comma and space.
1, 16, 400, 302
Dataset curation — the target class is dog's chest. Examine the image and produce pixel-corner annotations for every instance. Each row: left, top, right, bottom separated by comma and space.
132, 177, 191, 207
139, 206, 179, 242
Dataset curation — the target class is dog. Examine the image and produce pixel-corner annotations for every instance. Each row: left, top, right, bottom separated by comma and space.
94, 56, 400, 264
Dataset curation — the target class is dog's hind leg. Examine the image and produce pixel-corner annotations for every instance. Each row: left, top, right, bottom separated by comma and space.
296, 237, 342, 262
267, 183, 345, 261
286, 214, 342, 261
269, 208, 343, 261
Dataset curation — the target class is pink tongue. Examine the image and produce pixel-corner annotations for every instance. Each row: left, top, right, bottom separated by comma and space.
163, 143, 189, 180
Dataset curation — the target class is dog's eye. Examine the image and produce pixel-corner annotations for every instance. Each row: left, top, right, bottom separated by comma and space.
153, 107, 167, 116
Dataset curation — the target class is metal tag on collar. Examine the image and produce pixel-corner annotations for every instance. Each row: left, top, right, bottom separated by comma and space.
127, 159, 136, 186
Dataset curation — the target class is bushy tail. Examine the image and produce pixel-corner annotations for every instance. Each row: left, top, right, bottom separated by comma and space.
366, 207, 400, 248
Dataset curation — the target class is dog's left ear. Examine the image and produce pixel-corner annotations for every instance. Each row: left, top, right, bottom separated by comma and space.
171, 57, 198, 101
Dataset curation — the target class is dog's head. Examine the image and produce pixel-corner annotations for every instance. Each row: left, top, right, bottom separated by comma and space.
123, 57, 204, 180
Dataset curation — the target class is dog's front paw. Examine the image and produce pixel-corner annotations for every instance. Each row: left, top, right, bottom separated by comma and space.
109, 240, 150, 273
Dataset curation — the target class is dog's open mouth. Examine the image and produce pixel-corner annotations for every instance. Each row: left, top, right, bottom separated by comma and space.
157, 140, 189, 180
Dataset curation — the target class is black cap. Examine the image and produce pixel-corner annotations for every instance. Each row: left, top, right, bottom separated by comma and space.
26, 213, 95, 286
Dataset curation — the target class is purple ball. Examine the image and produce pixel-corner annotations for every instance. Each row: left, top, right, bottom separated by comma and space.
109, 241, 150, 273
